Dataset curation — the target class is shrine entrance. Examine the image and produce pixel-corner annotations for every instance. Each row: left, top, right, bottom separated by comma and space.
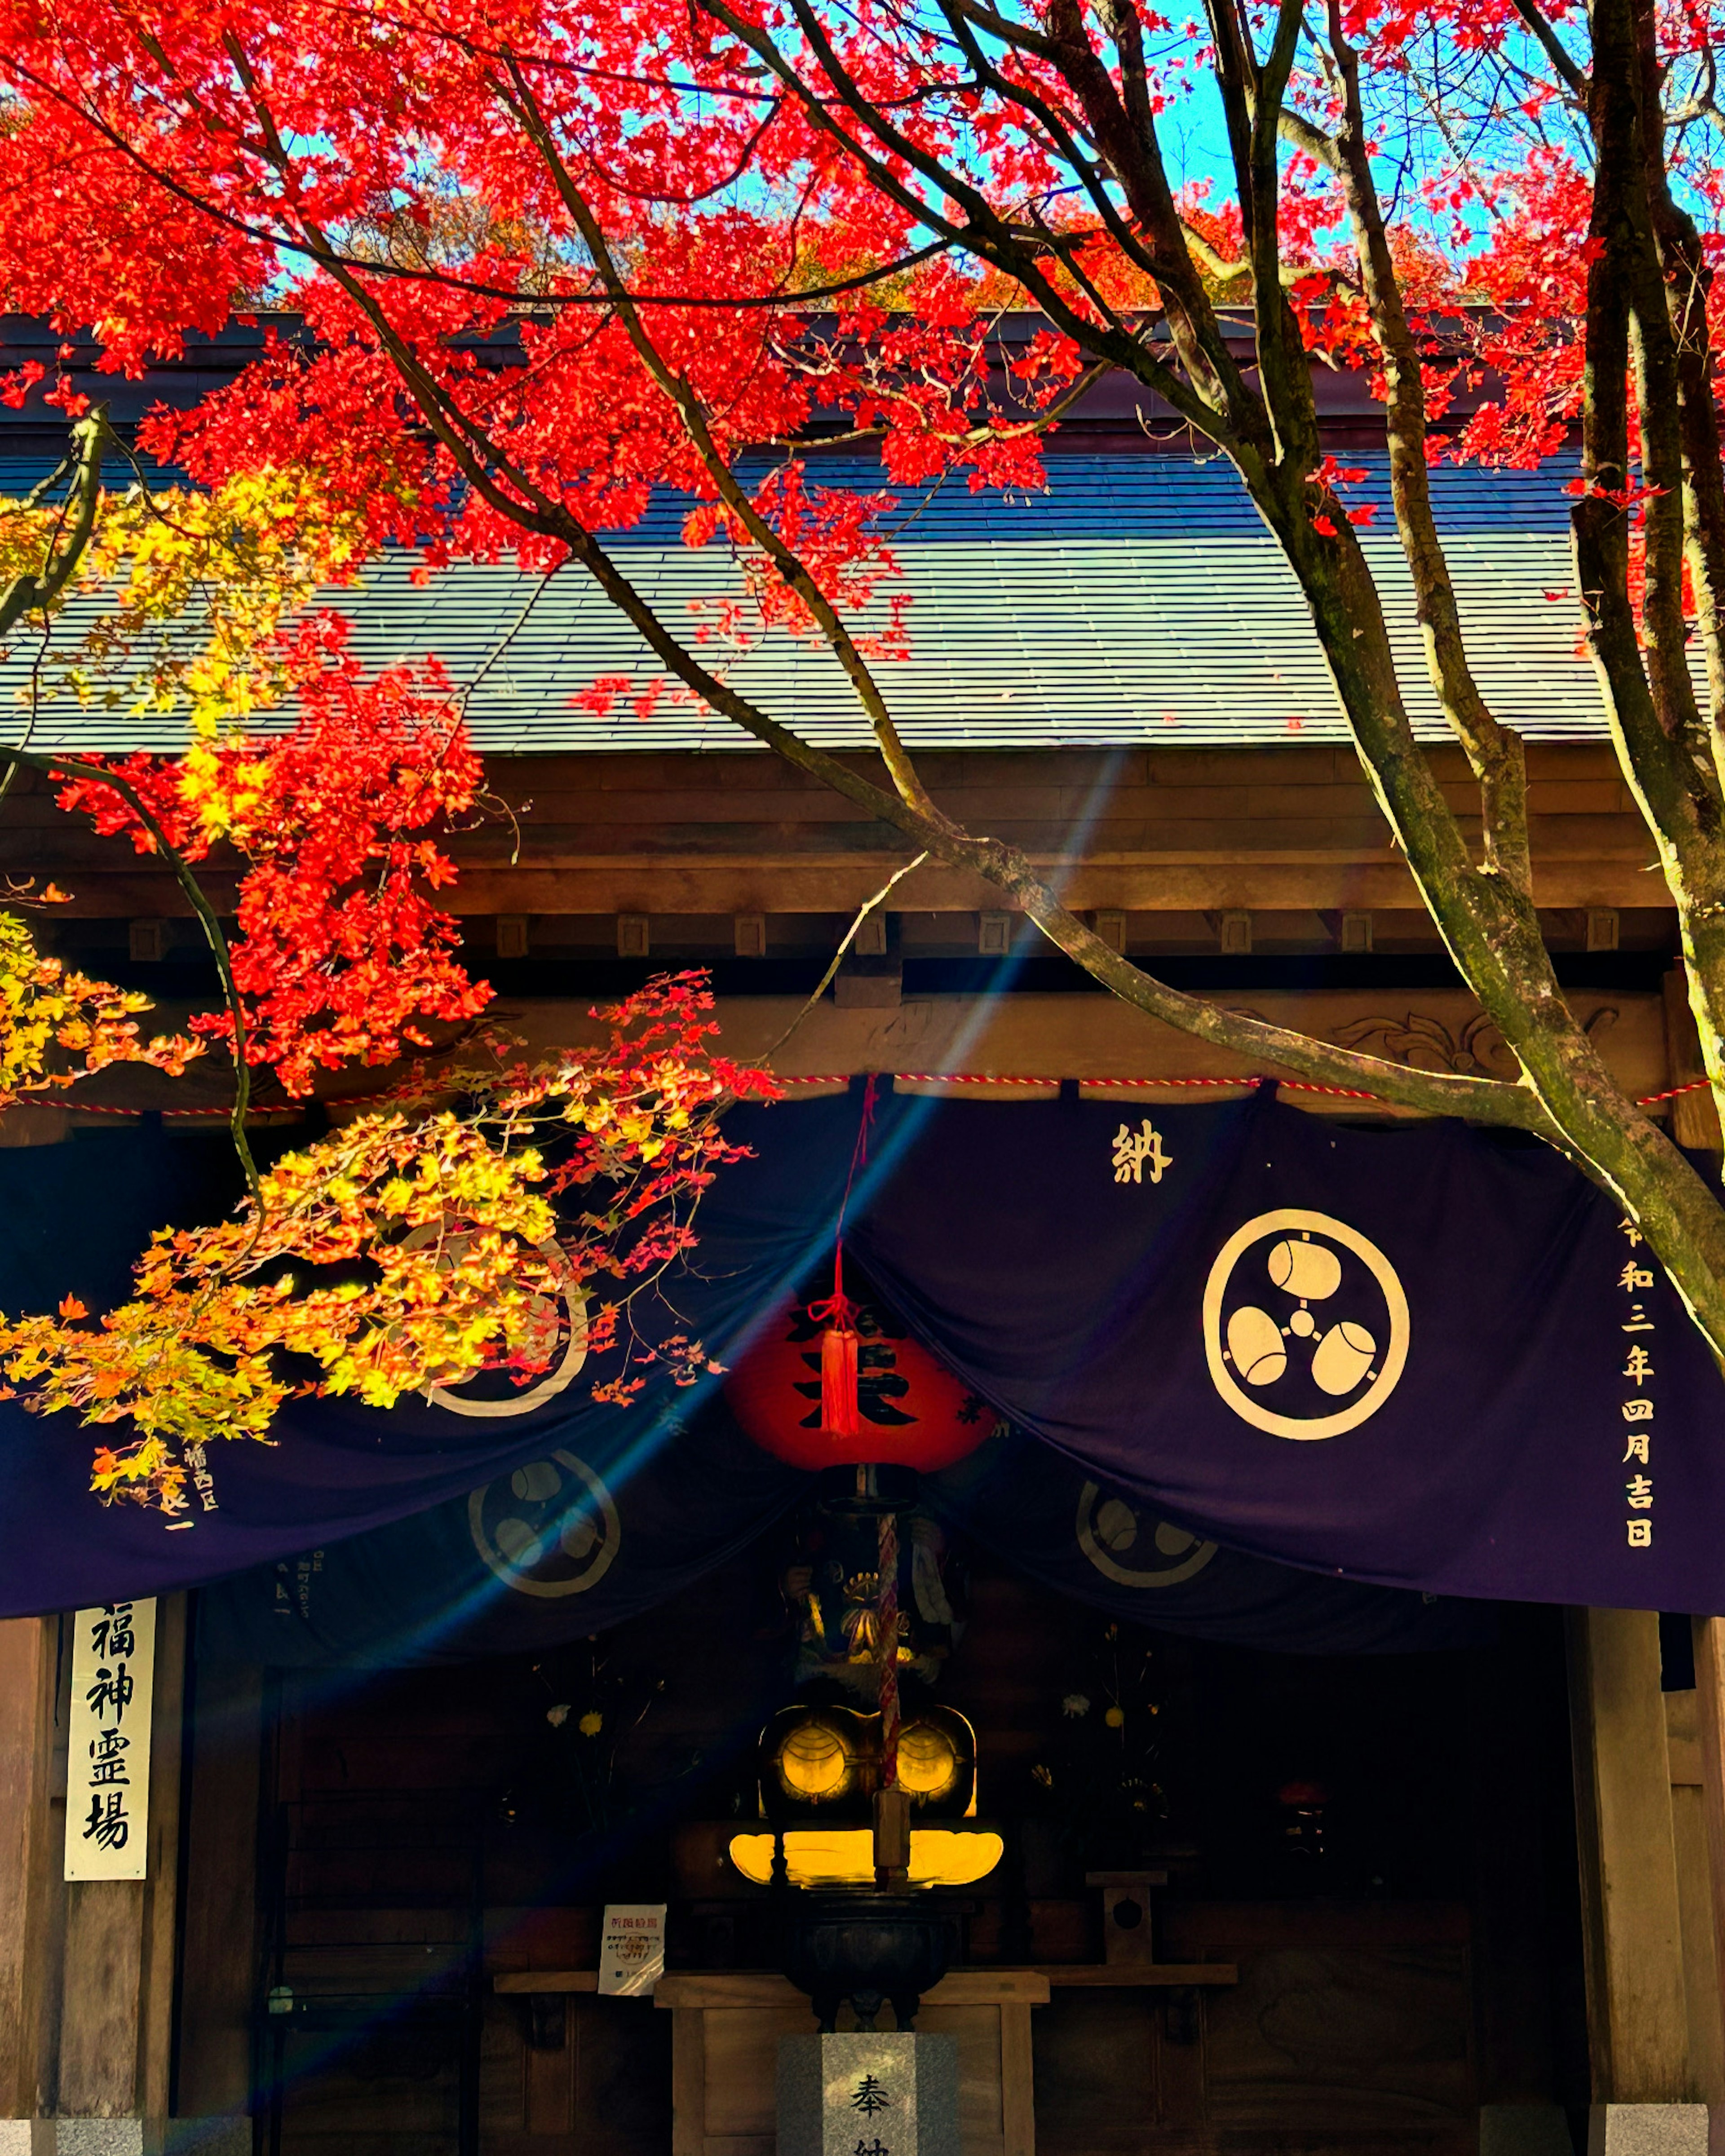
174, 1536, 1590, 2156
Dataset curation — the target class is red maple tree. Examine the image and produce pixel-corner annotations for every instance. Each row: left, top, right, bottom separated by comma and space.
1, 0, 1724, 1421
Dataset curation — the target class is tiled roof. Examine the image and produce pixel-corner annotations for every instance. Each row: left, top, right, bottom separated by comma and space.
0, 448, 1618, 754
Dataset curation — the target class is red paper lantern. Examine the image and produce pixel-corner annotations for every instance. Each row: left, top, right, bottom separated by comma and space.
724, 1294, 996, 1471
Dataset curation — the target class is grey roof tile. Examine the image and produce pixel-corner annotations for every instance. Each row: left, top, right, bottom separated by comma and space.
0, 450, 1624, 752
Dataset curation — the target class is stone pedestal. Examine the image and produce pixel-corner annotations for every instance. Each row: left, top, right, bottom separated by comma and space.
1587, 2106, 1710, 2156
777, 2032, 960, 2156
0, 2129, 145, 2155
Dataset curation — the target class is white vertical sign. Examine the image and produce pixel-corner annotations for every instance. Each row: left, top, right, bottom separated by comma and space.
63, 1598, 155, 1881
597, 1904, 665, 1995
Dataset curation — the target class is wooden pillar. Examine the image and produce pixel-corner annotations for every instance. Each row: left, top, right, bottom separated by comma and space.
1687, 1619, 1725, 2154
60, 1593, 185, 2152
1000, 2001, 1035, 2156
1660, 1687, 1724, 2116
1568, 1608, 1707, 2156
0, 1617, 68, 2148
0, 1599, 188, 2156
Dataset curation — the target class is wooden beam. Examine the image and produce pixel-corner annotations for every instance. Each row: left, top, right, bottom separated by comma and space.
0, 739, 1668, 917
0, 984, 1675, 1130
653, 1970, 1051, 2009
19, 858, 1672, 918
422, 989, 1669, 1115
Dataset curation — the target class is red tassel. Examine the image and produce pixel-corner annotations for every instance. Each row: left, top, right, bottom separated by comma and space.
809, 1246, 863, 1442
820, 1322, 862, 1439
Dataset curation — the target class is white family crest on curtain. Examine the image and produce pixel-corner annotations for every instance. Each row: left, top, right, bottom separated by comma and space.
406, 1226, 588, 1419
64, 1598, 156, 1881
467, 1451, 621, 1599
1076, 1484, 1218, 1587
1203, 1210, 1411, 1440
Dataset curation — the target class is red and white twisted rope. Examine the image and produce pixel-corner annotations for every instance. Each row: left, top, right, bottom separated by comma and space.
876, 1508, 900, 1789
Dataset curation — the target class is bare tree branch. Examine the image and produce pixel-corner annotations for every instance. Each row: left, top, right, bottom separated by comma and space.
500, 56, 954, 831
1507, 0, 1588, 98
1316, 0, 1533, 891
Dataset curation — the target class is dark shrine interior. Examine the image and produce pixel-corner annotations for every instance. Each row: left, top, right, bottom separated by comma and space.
202, 1529, 1594, 2156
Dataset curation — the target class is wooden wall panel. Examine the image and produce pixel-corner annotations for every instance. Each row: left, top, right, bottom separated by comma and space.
443, 1985, 680, 2150
273, 2023, 462, 2154
476, 1990, 672, 2152
1032, 1990, 1163, 2156
176, 1652, 262, 2124
1199, 1944, 1475, 2144
477, 1996, 530, 2139
698, 2005, 808, 2141
575, 1998, 672, 2155
916, 2002, 1006, 2156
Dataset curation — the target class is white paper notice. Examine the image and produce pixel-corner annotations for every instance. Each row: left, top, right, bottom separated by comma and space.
597, 1903, 666, 1996
63, 1598, 155, 1882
